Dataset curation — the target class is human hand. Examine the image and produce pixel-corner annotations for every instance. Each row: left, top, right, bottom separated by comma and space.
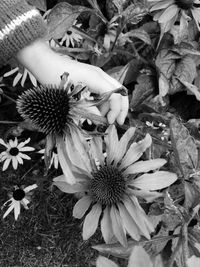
16, 39, 129, 125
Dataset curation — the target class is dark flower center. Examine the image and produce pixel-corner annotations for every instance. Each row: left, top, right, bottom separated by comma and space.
67, 30, 72, 35
16, 86, 70, 136
9, 147, 19, 156
175, 0, 193, 9
13, 189, 25, 201
90, 166, 126, 205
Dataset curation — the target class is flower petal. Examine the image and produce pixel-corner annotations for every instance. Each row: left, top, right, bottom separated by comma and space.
131, 171, 177, 190
110, 205, 127, 247
118, 203, 140, 241
18, 153, 31, 160
17, 138, 31, 149
12, 156, 18, 170
158, 5, 178, 24
150, 1, 173, 12
14, 201, 21, 220
24, 184, 38, 193
120, 134, 152, 169
0, 138, 8, 148
73, 196, 92, 219
114, 127, 136, 165
19, 146, 35, 152
53, 177, 87, 194
124, 159, 166, 175
123, 196, 151, 239
2, 158, 11, 171
3, 201, 15, 219
82, 203, 102, 240
16, 155, 23, 164
101, 206, 114, 244
130, 189, 163, 202
57, 137, 76, 184
96, 256, 118, 267
90, 137, 104, 165
21, 198, 30, 208
105, 125, 119, 164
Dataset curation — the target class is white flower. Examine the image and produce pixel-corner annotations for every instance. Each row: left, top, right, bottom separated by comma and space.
60, 22, 82, 47
2, 184, 38, 220
38, 147, 59, 169
0, 138, 35, 171
3, 67, 37, 87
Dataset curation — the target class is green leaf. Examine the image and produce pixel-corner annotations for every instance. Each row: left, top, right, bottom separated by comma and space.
170, 117, 198, 179
178, 79, 200, 101
122, 3, 148, 25
47, 2, 90, 39
27, 0, 47, 11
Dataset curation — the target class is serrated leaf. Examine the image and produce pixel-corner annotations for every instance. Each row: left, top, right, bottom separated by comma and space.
170, 117, 198, 179
47, 2, 90, 39
130, 74, 155, 111
156, 49, 196, 95
27, 0, 47, 11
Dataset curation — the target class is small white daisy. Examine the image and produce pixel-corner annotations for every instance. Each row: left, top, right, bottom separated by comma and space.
0, 138, 35, 171
60, 21, 82, 47
2, 184, 38, 220
38, 147, 59, 169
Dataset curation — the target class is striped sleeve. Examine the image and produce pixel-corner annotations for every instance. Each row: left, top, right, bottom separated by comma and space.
0, 0, 47, 67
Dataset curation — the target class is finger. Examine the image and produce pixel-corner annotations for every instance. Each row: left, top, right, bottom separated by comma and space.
107, 94, 122, 124
116, 96, 129, 125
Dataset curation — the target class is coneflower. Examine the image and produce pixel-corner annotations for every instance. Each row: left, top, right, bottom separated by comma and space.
53, 125, 178, 246
16, 73, 125, 183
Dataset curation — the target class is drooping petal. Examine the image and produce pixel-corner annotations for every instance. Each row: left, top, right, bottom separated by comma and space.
96, 256, 119, 267
24, 184, 38, 193
114, 127, 136, 165
82, 203, 102, 240
105, 125, 119, 164
117, 203, 140, 241
13, 138, 18, 147
120, 134, 152, 169
101, 206, 114, 243
131, 171, 177, 190
12, 156, 18, 170
18, 153, 31, 160
73, 196, 92, 219
130, 188, 163, 202
110, 205, 127, 247
14, 201, 21, 220
123, 196, 151, 239
57, 137, 76, 184
21, 197, 30, 208
2, 158, 11, 171
158, 5, 178, 24
3, 201, 15, 219
124, 159, 166, 176
53, 176, 87, 194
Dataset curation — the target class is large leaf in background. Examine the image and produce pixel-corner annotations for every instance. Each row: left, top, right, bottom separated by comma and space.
170, 117, 198, 179
107, 59, 143, 85
122, 2, 148, 25
47, 2, 90, 39
156, 49, 196, 95
123, 29, 151, 45
130, 73, 155, 111
27, 0, 47, 11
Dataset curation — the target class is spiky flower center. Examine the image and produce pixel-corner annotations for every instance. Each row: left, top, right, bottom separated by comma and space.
13, 189, 25, 201
9, 147, 19, 156
17, 86, 70, 136
90, 166, 126, 205
175, 0, 193, 9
